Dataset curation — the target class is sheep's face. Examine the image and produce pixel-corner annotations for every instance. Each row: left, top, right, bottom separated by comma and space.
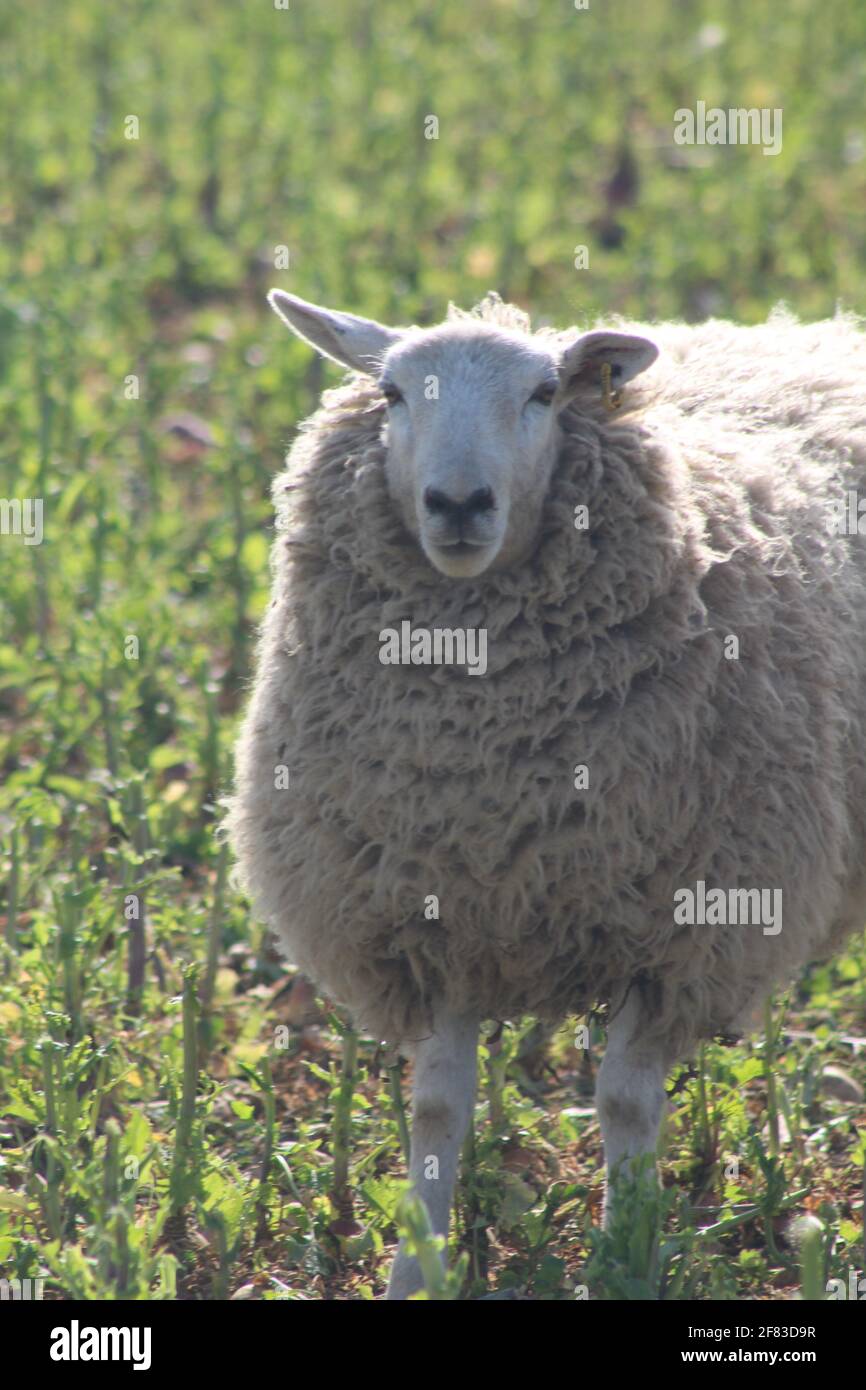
267, 291, 658, 578
378, 326, 564, 577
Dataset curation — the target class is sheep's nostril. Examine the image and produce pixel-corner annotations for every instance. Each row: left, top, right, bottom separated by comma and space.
465, 486, 495, 515
423, 486, 495, 517
423, 487, 453, 516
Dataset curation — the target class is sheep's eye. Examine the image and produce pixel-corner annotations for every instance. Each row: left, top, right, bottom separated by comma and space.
528, 381, 557, 406
380, 382, 404, 406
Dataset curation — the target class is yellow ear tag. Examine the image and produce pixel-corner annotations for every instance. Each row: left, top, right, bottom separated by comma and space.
600, 361, 624, 412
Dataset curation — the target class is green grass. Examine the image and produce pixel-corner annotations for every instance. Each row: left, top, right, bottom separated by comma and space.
1, 0, 865, 1300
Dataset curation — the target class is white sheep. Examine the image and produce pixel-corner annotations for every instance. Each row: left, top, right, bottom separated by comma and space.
226, 290, 866, 1298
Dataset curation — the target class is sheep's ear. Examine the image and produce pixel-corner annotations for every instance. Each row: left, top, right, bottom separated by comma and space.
267, 290, 403, 373
558, 330, 658, 399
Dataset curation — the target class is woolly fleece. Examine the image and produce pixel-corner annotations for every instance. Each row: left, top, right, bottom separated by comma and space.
226, 299, 866, 1055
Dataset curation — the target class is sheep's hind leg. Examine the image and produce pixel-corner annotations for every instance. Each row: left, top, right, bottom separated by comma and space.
386, 1008, 478, 1300
595, 985, 672, 1229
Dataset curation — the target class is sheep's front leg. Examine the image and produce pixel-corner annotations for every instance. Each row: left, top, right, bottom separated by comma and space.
595, 986, 671, 1227
386, 1008, 478, 1300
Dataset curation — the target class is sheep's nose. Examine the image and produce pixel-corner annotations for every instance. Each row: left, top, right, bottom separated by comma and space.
423, 486, 495, 519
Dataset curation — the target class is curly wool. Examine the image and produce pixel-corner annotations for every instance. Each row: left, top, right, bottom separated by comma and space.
226, 301, 866, 1055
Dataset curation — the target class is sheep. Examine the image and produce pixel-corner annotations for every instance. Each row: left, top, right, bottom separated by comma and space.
226, 289, 866, 1299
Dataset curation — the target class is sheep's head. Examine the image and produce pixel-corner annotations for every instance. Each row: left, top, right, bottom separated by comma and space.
268, 291, 658, 578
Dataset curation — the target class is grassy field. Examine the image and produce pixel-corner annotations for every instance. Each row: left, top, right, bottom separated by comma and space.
1, 0, 865, 1300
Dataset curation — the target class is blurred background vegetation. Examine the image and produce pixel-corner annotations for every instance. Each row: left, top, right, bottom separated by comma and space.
0, 0, 864, 1300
